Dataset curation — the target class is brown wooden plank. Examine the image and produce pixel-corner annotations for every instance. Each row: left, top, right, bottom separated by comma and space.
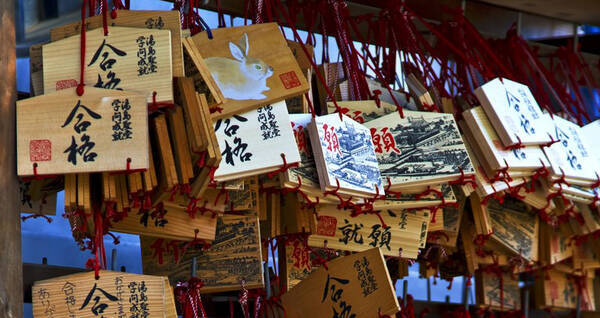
0, 1, 22, 314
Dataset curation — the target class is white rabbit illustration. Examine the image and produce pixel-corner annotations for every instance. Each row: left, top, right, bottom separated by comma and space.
205, 33, 274, 101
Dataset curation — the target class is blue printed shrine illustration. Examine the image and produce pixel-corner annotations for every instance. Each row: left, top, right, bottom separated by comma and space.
322, 120, 382, 191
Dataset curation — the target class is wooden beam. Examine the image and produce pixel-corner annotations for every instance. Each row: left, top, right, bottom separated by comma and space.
0, 0, 22, 317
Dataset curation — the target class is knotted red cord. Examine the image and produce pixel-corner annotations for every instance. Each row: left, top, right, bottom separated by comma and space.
449, 167, 477, 188
267, 153, 299, 179
148, 91, 175, 113
271, 0, 341, 119
175, 277, 207, 318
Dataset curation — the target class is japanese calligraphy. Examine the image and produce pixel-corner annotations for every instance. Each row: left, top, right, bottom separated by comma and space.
215, 115, 253, 166
88, 39, 127, 89
79, 283, 118, 316
115, 277, 126, 318
112, 98, 133, 141
291, 122, 308, 153
321, 274, 356, 318
291, 239, 311, 270
257, 105, 281, 140
367, 224, 391, 250
505, 89, 536, 135
353, 256, 378, 297
38, 287, 56, 318
338, 219, 364, 245
136, 35, 158, 76
322, 124, 341, 154
398, 211, 408, 230
139, 206, 168, 228
370, 127, 400, 154
339, 107, 365, 123
62, 100, 102, 165
145, 17, 164, 29
128, 281, 149, 318
62, 282, 76, 318
553, 125, 583, 170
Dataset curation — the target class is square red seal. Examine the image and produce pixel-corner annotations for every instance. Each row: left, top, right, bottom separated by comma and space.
30, 139, 51, 162
316, 215, 337, 237
56, 79, 78, 91
279, 71, 301, 89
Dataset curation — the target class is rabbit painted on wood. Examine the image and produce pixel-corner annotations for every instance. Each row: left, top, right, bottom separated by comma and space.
205, 33, 274, 101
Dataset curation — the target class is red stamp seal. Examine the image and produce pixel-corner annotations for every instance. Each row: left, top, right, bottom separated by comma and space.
316, 215, 337, 237
56, 79, 78, 91
30, 139, 51, 162
279, 71, 301, 89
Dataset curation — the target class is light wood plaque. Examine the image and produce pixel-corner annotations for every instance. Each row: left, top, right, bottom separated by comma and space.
43, 26, 173, 103
17, 87, 148, 176
32, 270, 171, 318
49, 10, 184, 77
281, 248, 400, 318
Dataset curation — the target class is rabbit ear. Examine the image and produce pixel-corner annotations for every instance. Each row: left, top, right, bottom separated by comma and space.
239, 33, 249, 56
229, 42, 245, 61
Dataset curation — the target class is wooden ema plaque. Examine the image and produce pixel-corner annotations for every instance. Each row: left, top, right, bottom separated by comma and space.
49, 10, 184, 77
543, 115, 599, 186
279, 236, 325, 291
474, 77, 552, 146
364, 110, 474, 189
32, 270, 173, 318
539, 222, 573, 265
141, 215, 264, 293
475, 270, 521, 311
43, 26, 173, 103
308, 205, 429, 259
472, 196, 539, 262
308, 113, 384, 197
281, 248, 400, 318
110, 201, 217, 241
186, 22, 309, 119
212, 101, 301, 181
17, 87, 148, 176
535, 269, 595, 311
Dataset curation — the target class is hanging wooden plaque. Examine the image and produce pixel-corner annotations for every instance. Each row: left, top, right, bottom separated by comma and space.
141, 215, 264, 293
279, 236, 327, 291
213, 101, 301, 181
364, 110, 474, 189
49, 10, 184, 77
187, 22, 309, 119
473, 196, 539, 262
32, 270, 172, 318
17, 87, 148, 176
281, 248, 400, 318
544, 115, 599, 186
308, 113, 384, 197
308, 205, 429, 259
535, 270, 595, 310
43, 26, 173, 103
110, 201, 217, 241
475, 270, 521, 311
474, 77, 552, 146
